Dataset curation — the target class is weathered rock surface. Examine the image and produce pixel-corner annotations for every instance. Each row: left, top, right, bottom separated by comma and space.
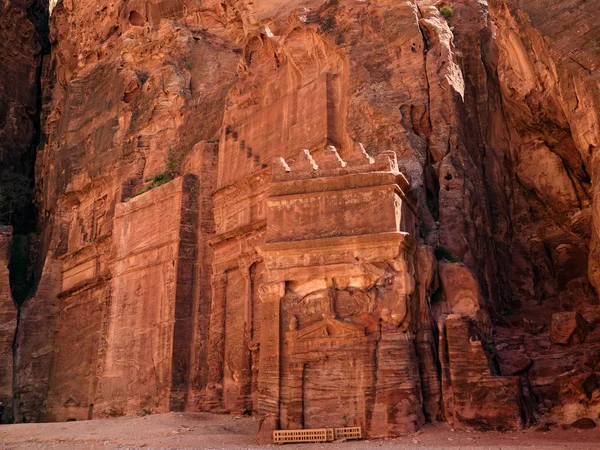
439, 314, 525, 431
0, 227, 17, 418
0, 0, 599, 442
551, 312, 589, 345
570, 418, 597, 430
0, 0, 48, 421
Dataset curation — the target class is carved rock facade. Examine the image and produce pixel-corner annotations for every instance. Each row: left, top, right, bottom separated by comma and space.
2, 0, 600, 441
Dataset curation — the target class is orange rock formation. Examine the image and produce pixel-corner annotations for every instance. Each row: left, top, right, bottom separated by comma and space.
1, 0, 599, 442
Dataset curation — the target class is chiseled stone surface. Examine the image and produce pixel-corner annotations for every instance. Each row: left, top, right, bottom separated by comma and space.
254, 149, 423, 441
42, 175, 199, 421
2, 0, 599, 441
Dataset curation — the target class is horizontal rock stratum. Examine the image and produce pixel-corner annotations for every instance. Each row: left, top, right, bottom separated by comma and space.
1, 0, 599, 442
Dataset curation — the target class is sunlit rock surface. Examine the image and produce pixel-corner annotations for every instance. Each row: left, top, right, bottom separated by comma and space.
1, 0, 599, 439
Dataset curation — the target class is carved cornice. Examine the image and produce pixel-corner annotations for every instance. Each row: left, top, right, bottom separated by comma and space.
259, 232, 416, 282
212, 168, 271, 202
207, 220, 266, 248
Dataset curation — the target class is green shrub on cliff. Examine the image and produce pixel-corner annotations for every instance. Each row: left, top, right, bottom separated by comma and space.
131, 149, 184, 198
133, 173, 172, 198
439, 5, 454, 19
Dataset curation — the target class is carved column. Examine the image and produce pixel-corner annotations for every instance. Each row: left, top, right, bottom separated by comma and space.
279, 359, 304, 429
371, 328, 424, 436
170, 174, 199, 411
256, 281, 285, 444
248, 261, 264, 414
222, 262, 252, 413
204, 270, 229, 410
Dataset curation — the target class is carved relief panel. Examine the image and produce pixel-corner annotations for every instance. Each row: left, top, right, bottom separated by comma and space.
67, 192, 110, 253
213, 173, 268, 235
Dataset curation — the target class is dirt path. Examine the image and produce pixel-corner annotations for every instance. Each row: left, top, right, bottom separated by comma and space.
0, 412, 598, 450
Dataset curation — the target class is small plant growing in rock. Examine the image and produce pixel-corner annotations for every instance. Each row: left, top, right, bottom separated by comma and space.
146, 172, 171, 186
132, 173, 172, 198
131, 149, 184, 198
439, 5, 454, 19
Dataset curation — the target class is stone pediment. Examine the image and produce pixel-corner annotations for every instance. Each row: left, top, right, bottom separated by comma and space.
63, 396, 80, 407
295, 317, 364, 340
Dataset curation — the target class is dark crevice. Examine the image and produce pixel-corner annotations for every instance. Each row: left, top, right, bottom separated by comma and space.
7, 0, 49, 305
415, 3, 441, 232
7, 0, 50, 423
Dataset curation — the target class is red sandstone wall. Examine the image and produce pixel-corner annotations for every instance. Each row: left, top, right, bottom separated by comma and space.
43, 176, 198, 420
4, 0, 599, 436
97, 177, 193, 416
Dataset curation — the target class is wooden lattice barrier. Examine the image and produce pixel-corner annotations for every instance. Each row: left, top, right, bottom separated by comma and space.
334, 427, 362, 440
273, 427, 362, 444
273, 428, 334, 444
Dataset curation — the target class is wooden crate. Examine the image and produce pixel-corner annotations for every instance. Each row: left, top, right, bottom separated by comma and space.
334, 427, 362, 440
273, 428, 334, 444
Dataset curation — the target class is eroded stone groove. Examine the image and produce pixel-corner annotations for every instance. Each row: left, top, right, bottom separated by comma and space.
1, 0, 599, 440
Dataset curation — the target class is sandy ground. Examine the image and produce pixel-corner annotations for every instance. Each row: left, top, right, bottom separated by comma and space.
0, 412, 599, 450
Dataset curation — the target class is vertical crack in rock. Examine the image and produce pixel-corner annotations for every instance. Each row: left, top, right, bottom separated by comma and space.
415, 1, 440, 245
0, 0, 49, 422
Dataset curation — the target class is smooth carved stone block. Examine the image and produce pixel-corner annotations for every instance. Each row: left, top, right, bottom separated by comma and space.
92, 176, 198, 417
551, 312, 589, 345
439, 262, 482, 318
265, 150, 417, 246
452, 376, 524, 431
267, 186, 407, 242
45, 285, 108, 422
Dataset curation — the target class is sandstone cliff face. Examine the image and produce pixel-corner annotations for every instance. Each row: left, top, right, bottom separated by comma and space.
486, 0, 600, 423
3, 0, 600, 439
